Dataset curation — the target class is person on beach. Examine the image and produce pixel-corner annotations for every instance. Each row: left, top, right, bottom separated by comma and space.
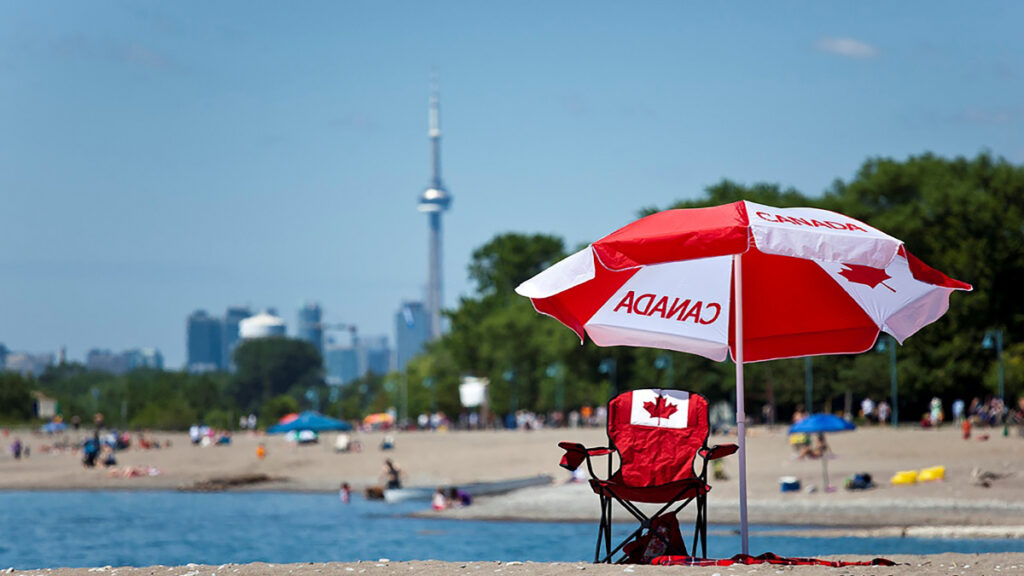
339, 482, 351, 503
877, 401, 891, 425
798, 433, 830, 459
791, 404, 808, 424
447, 486, 471, 507
382, 458, 402, 489
431, 487, 448, 510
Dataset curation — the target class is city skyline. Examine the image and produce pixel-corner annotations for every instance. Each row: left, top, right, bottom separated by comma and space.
3, 2, 1022, 368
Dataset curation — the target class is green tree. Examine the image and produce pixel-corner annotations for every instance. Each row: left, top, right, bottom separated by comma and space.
229, 338, 324, 413
0, 372, 35, 422
262, 394, 300, 423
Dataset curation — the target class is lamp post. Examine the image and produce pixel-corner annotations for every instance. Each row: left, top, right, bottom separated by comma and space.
546, 363, 565, 415
875, 334, 899, 427
503, 369, 517, 413
654, 354, 674, 389
598, 358, 618, 400
424, 377, 437, 422
305, 387, 320, 412
982, 329, 1005, 405
804, 357, 813, 413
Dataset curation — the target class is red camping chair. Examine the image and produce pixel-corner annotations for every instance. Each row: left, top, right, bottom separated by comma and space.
559, 389, 737, 563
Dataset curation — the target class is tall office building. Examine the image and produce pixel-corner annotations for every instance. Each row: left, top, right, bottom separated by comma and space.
0, 343, 7, 371
394, 301, 430, 371
125, 348, 164, 371
86, 349, 128, 374
325, 346, 360, 386
87, 348, 165, 374
417, 76, 452, 341
296, 302, 324, 359
4, 352, 54, 377
324, 335, 392, 385
187, 310, 222, 373
362, 335, 392, 377
222, 306, 252, 370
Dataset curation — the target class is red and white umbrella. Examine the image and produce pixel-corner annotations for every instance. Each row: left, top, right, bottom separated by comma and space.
515, 200, 971, 553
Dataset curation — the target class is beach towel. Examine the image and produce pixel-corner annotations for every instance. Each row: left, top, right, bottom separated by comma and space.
651, 552, 896, 567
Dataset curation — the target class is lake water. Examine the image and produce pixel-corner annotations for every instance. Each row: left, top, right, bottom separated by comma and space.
2, 491, 1024, 569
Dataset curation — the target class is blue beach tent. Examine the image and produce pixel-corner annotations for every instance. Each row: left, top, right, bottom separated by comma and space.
267, 411, 352, 433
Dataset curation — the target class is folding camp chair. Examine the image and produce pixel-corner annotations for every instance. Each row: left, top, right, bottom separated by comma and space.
559, 389, 737, 563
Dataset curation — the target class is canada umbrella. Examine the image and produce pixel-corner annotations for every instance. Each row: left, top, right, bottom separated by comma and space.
514, 200, 971, 553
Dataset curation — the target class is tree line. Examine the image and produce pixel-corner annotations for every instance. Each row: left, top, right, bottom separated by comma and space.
2, 152, 1020, 429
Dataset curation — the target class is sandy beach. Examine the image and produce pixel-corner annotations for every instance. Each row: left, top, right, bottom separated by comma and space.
3, 424, 1024, 574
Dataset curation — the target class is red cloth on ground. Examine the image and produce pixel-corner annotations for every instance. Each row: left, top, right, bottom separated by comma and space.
651, 552, 896, 567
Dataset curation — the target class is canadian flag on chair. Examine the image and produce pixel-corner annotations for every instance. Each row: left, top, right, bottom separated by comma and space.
629, 389, 689, 429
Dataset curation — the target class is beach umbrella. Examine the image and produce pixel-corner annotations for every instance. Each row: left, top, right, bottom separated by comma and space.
267, 411, 352, 433
363, 412, 395, 428
789, 414, 856, 491
514, 200, 971, 554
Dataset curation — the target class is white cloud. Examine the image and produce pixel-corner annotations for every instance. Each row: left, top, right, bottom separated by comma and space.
816, 37, 879, 60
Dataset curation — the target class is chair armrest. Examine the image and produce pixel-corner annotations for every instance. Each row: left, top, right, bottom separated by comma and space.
700, 443, 738, 460
558, 441, 613, 471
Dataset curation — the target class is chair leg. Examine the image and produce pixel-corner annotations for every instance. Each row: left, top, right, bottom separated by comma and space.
605, 497, 613, 560
595, 496, 608, 563
698, 495, 708, 558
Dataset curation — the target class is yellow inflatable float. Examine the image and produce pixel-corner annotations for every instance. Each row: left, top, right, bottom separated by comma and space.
890, 470, 918, 485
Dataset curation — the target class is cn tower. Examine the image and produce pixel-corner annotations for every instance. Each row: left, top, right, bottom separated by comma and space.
417, 76, 451, 340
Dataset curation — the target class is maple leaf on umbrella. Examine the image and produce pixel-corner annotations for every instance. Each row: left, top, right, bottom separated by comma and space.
838, 263, 896, 293
643, 395, 678, 420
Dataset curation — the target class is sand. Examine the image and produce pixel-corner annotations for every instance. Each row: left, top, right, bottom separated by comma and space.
8, 555, 1024, 576
3, 423, 1024, 574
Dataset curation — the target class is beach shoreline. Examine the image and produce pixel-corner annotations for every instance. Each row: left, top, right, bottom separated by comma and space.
3, 424, 1023, 535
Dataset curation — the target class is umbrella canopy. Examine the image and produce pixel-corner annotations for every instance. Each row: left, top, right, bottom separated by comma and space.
267, 411, 352, 433
363, 412, 395, 427
515, 200, 971, 553
277, 412, 300, 425
789, 413, 856, 434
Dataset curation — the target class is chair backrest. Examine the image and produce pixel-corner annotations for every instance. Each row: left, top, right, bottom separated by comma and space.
607, 389, 709, 487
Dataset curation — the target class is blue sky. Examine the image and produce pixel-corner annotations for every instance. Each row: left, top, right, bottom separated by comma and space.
2, 1, 1022, 368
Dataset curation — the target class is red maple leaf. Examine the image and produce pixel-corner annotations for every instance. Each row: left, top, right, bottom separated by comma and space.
838, 263, 896, 293
643, 395, 679, 420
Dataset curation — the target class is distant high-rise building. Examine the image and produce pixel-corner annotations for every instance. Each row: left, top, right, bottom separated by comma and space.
325, 346, 361, 386
125, 348, 164, 371
87, 348, 164, 374
394, 301, 430, 371
324, 335, 392, 385
3, 352, 54, 377
0, 343, 7, 371
417, 74, 452, 341
297, 303, 324, 359
86, 349, 129, 374
187, 310, 223, 373
362, 335, 391, 377
222, 306, 252, 370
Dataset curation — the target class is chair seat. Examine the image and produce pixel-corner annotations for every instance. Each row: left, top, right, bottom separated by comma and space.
590, 476, 709, 503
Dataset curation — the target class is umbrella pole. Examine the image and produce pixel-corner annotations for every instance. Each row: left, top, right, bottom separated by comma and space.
733, 254, 749, 555
822, 454, 830, 491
